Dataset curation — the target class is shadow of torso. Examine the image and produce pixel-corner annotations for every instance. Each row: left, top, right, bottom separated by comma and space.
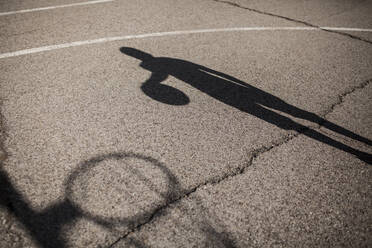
140, 57, 298, 130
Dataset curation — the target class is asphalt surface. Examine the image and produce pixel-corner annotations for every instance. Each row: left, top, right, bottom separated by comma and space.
0, 0, 371, 247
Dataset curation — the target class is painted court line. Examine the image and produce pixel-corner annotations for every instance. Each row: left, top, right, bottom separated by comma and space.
1, 27, 372, 59
0, 0, 115, 16
321, 27, 372, 32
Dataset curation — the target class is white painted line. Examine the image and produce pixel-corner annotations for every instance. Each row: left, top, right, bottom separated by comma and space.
321, 27, 372, 32
0, 0, 115, 16
0, 26, 371, 59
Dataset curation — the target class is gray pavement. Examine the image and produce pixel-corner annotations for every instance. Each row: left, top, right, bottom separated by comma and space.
0, 0, 371, 247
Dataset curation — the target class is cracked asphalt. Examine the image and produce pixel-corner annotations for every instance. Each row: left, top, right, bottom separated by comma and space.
0, 0, 371, 247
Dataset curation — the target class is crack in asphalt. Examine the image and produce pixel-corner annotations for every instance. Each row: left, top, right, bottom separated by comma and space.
214, 0, 317, 27
107, 78, 372, 247
213, 0, 372, 45
323, 79, 371, 119
107, 135, 302, 247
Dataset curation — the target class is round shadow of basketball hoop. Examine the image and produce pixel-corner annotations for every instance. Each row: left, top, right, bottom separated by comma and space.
64, 152, 180, 230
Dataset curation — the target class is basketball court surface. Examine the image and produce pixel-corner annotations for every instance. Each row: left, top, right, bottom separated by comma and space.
1, 0, 371, 247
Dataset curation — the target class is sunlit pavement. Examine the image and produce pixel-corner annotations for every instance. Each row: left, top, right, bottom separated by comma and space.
0, 1, 371, 247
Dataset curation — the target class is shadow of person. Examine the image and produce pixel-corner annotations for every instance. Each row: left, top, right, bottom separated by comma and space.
120, 47, 371, 164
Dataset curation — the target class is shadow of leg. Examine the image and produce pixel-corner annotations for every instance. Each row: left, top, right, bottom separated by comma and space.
264, 101, 372, 146
245, 105, 371, 164
303, 128, 372, 165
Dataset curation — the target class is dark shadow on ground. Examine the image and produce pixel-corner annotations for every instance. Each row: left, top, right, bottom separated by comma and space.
0, 168, 80, 248
0, 152, 236, 247
0, 153, 175, 248
120, 47, 372, 164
